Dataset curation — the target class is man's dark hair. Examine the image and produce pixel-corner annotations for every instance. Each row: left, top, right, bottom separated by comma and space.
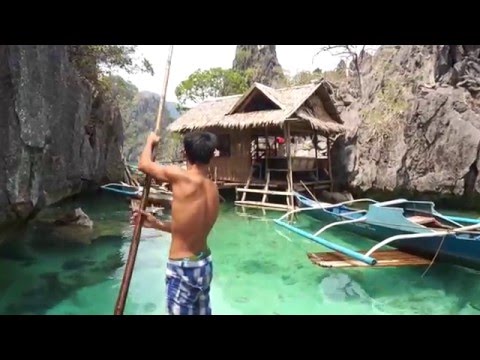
183, 131, 218, 165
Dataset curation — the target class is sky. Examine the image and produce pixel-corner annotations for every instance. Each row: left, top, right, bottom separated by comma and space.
118, 45, 379, 103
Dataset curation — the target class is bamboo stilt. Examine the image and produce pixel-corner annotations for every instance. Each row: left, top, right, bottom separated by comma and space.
285, 122, 294, 211
327, 137, 333, 192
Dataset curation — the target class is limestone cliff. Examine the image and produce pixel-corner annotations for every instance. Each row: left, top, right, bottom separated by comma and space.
123, 91, 180, 163
232, 45, 286, 87
0, 45, 124, 228
330, 45, 480, 208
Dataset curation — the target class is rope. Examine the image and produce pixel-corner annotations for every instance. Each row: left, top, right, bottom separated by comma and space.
421, 232, 448, 278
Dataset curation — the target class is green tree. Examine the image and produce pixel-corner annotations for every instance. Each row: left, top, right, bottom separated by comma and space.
101, 75, 139, 114
68, 45, 153, 86
175, 67, 251, 106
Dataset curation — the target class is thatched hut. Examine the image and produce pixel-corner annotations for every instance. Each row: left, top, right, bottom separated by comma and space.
167, 80, 345, 210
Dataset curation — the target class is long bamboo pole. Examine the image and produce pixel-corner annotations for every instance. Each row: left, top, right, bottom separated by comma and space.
114, 45, 174, 315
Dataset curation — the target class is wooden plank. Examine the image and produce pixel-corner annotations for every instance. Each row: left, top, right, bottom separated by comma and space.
241, 166, 254, 202
269, 168, 318, 172
224, 179, 330, 190
236, 188, 292, 196
307, 250, 432, 268
235, 200, 289, 210
262, 170, 271, 203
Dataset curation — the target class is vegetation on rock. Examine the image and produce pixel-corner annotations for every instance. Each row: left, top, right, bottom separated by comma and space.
360, 78, 410, 140
68, 45, 153, 83
67, 46, 182, 164
286, 69, 323, 86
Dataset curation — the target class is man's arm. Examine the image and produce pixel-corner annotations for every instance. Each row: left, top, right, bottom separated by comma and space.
138, 132, 184, 183
131, 209, 172, 233
154, 219, 172, 233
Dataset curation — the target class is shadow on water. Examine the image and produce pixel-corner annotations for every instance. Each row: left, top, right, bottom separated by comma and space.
0, 192, 129, 315
4, 250, 124, 315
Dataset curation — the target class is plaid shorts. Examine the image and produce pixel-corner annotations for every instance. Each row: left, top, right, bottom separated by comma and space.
165, 255, 213, 315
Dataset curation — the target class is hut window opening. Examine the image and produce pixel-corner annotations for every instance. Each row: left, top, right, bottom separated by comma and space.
216, 134, 231, 157
250, 135, 280, 160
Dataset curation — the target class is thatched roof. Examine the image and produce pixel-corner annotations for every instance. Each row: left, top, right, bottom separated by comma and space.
167, 80, 344, 136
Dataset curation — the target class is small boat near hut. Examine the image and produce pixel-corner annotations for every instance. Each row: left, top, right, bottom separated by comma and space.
100, 182, 173, 209
274, 192, 480, 270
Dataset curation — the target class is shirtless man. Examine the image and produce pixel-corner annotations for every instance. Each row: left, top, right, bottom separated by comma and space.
131, 131, 220, 315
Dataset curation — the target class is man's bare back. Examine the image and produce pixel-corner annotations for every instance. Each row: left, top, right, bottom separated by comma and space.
168, 169, 219, 259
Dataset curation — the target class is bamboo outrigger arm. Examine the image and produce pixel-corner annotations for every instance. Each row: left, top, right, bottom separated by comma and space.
364, 222, 480, 258
312, 216, 367, 237
441, 215, 480, 225
273, 218, 377, 265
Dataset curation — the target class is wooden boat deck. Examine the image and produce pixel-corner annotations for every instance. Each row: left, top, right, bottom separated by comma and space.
307, 250, 432, 268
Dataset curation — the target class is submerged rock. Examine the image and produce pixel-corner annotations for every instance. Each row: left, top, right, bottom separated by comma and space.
144, 302, 157, 313
319, 273, 372, 304
373, 289, 462, 315
53, 208, 93, 228
48, 208, 95, 245
5, 252, 124, 314
29, 212, 123, 248
62, 258, 96, 271
281, 274, 297, 286
239, 259, 279, 275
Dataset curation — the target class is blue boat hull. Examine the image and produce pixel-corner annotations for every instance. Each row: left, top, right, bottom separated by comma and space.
296, 198, 480, 270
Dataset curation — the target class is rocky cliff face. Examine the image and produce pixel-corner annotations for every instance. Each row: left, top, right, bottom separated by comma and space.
232, 45, 286, 87
0, 45, 124, 228
123, 91, 180, 163
331, 45, 480, 207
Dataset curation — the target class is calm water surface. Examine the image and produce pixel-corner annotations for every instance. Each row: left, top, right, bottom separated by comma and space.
1, 192, 480, 315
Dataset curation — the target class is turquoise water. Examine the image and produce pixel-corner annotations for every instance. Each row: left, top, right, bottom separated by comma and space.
1, 192, 480, 315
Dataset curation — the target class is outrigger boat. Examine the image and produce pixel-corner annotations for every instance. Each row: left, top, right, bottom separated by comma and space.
274, 192, 480, 269
101, 182, 173, 209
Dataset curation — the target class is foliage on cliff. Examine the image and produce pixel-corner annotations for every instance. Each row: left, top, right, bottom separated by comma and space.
101, 75, 180, 163
66, 46, 182, 163
68, 46, 153, 80
330, 45, 480, 208
67, 45, 154, 101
